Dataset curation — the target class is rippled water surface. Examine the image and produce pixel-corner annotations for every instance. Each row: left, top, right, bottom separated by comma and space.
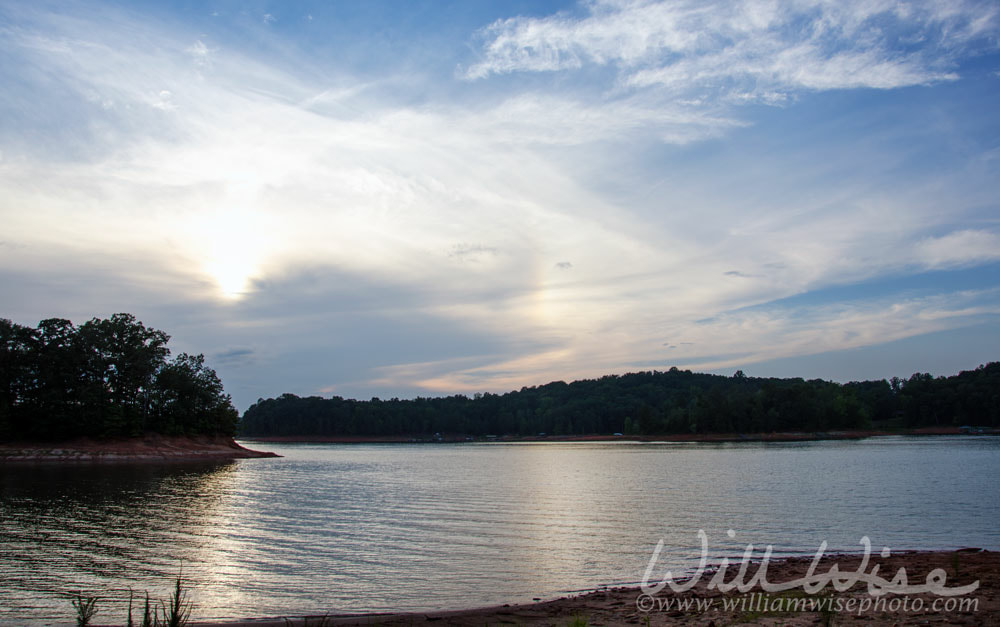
2, 437, 999, 624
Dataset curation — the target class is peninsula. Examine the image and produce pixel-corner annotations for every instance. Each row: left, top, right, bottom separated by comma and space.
0, 314, 277, 462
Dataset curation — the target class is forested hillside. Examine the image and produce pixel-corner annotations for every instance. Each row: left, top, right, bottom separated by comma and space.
0, 314, 238, 440
240, 363, 1000, 437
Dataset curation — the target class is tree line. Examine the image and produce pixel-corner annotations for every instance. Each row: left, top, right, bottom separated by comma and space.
239, 364, 1000, 438
0, 314, 238, 441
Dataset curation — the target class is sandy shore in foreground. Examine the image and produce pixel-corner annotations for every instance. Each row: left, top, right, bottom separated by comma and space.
0, 434, 279, 462
181, 549, 999, 626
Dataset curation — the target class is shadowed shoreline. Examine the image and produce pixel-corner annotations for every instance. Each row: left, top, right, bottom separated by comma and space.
182, 550, 999, 626
0, 434, 279, 462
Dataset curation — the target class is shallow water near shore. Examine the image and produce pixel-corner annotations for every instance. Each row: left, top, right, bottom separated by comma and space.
1, 436, 998, 624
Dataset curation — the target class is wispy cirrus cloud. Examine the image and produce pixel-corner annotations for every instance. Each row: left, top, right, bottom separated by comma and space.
466, 0, 997, 98
397, 287, 1000, 394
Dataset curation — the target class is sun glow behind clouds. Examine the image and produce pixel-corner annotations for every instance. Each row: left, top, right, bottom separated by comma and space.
187, 206, 271, 300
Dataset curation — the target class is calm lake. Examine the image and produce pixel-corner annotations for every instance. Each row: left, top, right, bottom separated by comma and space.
2, 436, 998, 624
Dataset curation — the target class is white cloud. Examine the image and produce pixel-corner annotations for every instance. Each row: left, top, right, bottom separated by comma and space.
186, 40, 214, 68
394, 288, 1000, 393
467, 0, 995, 99
449, 94, 745, 145
151, 89, 176, 110
917, 230, 1000, 269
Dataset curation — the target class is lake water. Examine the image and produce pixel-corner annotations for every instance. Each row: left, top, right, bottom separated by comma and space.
1, 436, 998, 624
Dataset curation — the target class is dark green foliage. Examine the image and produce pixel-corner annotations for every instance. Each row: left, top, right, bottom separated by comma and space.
69, 577, 192, 627
0, 314, 237, 441
153, 353, 239, 437
240, 364, 1000, 438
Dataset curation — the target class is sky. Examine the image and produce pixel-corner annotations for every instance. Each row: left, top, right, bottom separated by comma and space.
1, 0, 999, 412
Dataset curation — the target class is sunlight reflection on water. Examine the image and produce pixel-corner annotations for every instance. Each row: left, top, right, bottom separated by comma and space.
1, 437, 998, 623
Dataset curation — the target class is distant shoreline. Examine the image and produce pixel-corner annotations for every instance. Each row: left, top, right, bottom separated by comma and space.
241, 426, 991, 444
0, 434, 279, 463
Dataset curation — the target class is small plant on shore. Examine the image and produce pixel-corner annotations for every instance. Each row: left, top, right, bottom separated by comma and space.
951, 551, 962, 577
565, 614, 589, 627
159, 574, 193, 627
71, 593, 100, 626
140, 590, 154, 627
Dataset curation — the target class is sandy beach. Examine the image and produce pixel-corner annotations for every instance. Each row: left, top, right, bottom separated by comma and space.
179, 549, 999, 626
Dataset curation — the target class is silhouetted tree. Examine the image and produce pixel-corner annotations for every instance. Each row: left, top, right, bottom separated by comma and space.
0, 315, 237, 441
239, 363, 1000, 438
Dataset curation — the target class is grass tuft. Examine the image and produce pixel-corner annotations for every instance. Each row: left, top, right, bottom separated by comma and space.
159, 574, 193, 627
71, 593, 99, 627
141, 590, 154, 627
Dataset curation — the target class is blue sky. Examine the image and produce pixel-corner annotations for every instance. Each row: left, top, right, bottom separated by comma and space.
1, 0, 999, 411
